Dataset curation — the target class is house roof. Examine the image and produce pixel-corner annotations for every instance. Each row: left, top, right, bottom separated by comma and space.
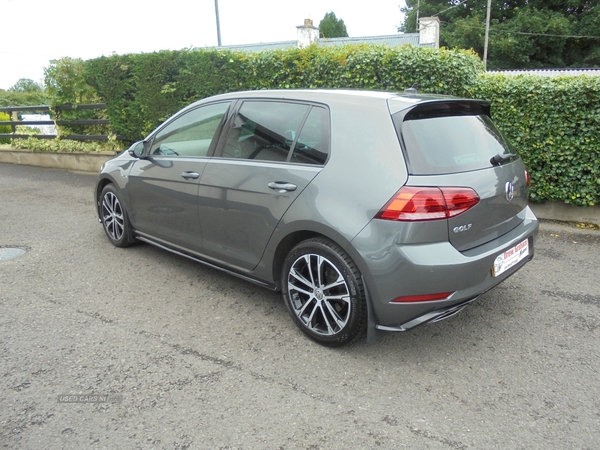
199, 33, 431, 53
320, 34, 429, 48
489, 68, 600, 77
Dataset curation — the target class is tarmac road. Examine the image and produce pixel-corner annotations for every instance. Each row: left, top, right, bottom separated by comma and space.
1, 162, 599, 449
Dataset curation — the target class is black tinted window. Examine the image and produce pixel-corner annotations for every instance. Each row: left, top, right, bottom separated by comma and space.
397, 108, 514, 175
222, 101, 309, 162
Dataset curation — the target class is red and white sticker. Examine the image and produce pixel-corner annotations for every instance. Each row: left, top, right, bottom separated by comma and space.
492, 239, 529, 277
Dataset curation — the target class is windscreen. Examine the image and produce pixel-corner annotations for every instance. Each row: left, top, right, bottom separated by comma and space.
396, 103, 515, 175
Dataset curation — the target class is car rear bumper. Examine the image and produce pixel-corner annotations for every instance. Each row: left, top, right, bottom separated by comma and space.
352, 206, 539, 329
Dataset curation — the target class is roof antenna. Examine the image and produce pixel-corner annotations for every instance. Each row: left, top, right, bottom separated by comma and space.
405, 83, 419, 95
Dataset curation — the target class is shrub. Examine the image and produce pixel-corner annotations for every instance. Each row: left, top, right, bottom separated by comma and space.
0, 112, 11, 144
10, 125, 122, 153
44, 57, 108, 137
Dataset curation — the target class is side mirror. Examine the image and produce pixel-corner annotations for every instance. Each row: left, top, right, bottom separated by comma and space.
128, 141, 145, 158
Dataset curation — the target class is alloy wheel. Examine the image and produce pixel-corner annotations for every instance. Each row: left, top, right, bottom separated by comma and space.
287, 253, 351, 336
102, 191, 124, 241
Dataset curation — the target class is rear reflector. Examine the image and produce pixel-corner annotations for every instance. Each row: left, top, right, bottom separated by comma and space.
376, 186, 479, 221
392, 292, 453, 303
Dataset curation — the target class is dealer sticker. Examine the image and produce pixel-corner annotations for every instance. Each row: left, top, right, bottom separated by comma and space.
492, 239, 529, 277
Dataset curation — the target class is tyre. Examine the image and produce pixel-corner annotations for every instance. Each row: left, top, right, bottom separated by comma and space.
99, 184, 135, 247
281, 237, 367, 346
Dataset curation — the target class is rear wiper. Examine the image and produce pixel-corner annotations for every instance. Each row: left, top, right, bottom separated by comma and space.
490, 153, 517, 166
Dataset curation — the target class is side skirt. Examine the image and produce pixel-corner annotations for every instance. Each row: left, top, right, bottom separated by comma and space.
135, 235, 277, 291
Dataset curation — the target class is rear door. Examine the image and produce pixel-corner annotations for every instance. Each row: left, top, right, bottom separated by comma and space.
197, 100, 330, 270
394, 100, 529, 251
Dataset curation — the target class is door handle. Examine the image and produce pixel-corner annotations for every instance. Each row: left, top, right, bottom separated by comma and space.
180, 171, 200, 180
268, 181, 297, 193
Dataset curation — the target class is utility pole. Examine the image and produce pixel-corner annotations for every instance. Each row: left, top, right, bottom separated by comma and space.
214, 0, 222, 46
483, 0, 492, 70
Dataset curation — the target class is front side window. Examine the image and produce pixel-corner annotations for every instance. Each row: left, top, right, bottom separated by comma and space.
151, 102, 230, 157
222, 101, 329, 164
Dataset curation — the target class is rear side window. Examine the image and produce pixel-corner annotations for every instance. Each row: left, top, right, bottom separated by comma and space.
395, 103, 515, 175
221, 101, 330, 165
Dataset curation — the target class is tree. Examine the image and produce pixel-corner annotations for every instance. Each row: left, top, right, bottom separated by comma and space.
44, 57, 100, 105
43, 57, 105, 136
1, 79, 48, 107
399, 0, 600, 69
9, 78, 43, 93
319, 12, 349, 38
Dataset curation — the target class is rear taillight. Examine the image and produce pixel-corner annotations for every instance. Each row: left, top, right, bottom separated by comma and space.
376, 186, 479, 222
525, 169, 530, 187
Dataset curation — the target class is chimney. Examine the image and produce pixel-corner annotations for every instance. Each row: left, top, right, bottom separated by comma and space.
297, 18, 319, 48
419, 17, 440, 48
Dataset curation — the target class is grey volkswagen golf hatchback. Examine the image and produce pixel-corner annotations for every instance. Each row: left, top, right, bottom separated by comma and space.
96, 89, 539, 346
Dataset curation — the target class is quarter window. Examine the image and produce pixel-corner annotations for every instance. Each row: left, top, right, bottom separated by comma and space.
291, 106, 329, 165
151, 102, 230, 157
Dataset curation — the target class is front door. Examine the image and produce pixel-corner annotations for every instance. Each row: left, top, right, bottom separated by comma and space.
127, 102, 231, 252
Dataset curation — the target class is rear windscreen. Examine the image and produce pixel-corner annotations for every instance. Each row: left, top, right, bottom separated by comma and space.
395, 105, 515, 175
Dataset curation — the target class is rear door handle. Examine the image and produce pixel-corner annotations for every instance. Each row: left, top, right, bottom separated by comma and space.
268, 181, 297, 193
180, 171, 200, 180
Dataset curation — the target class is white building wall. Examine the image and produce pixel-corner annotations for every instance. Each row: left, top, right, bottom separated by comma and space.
297, 19, 319, 48
419, 17, 440, 49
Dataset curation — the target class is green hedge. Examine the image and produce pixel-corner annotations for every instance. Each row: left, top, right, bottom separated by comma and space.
83, 45, 483, 142
42, 44, 599, 206
84, 50, 251, 140
243, 44, 482, 93
470, 74, 600, 207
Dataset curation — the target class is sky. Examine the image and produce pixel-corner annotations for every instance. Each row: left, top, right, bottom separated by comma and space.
0, 0, 407, 90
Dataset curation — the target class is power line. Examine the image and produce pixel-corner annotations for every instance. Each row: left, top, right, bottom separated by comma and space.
439, 21, 600, 40
511, 31, 600, 39
437, 0, 470, 16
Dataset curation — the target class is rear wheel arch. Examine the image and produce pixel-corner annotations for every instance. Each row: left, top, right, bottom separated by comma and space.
271, 225, 360, 288
272, 231, 322, 288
